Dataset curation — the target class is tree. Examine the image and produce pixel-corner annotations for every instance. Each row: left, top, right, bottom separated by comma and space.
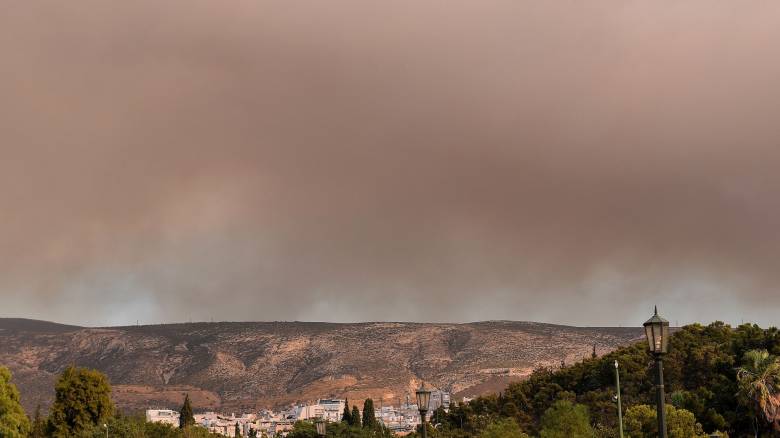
235, 421, 242, 437
47, 366, 114, 437
180, 393, 196, 428
287, 420, 318, 438
623, 404, 707, 438
352, 405, 361, 428
342, 398, 352, 424
538, 400, 594, 438
29, 404, 46, 438
362, 399, 377, 429
478, 418, 529, 438
47, 368, 114, 436
623, 404, 655, 438
0, 366, 29, 438
736, 349, 780, 434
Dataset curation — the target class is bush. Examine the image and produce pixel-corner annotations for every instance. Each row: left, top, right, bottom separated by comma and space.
539, 400, 594, 438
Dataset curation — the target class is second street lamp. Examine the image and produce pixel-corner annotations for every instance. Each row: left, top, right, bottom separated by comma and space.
644, 306, 670, 438
615, 360, 624, 438
416, 383, 431, 438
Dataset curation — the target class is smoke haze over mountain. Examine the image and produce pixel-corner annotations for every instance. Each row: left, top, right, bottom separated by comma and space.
2, 1, 780, 326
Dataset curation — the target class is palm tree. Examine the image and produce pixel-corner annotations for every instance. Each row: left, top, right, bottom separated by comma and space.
736, 349, 780, 436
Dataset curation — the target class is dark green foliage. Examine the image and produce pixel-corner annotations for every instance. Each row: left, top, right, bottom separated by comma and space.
736, 349, 780, 433
0, 365, 29, 437
289, 420, 394, 438
351, 405, 361, 428
29, 404, 46, 438
47, 366, 114, 437
362, 399, 377, 429
342, 399, 352, 424
430, 322, 780, 437
235, 421, 242, 437
477, 418, 529, 438
288, 420, 319, 438
77, 413, 218, 437
180, 394, 195, 429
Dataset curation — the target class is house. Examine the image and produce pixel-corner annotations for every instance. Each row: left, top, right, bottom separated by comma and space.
146, 409, 180, 427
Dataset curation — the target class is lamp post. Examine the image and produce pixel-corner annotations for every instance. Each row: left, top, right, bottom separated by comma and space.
615, 360, 624, 438
315, 418, 326, 438
103, 423, 108, 438
416, 383, 431, 438
644, 306, 670, 438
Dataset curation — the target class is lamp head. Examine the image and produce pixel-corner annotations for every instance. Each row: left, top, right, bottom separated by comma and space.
415, 383, 432, 414
643, 306, 670, 354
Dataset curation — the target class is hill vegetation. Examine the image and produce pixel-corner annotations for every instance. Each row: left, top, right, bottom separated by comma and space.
425, 322, 780, 437
3, 321, 780, 437
0, 319, 642, 412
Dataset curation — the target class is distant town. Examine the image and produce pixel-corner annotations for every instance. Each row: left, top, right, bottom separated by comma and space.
147, 391, 453, 437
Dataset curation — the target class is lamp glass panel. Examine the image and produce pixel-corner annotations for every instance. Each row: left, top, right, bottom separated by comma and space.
661, 323, 670, 353
644, 324, 654, 351
416, 391, 430, 411
652, 323, 663, 353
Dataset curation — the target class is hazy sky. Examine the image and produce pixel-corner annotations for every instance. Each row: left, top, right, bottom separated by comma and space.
2, 1, 780, 327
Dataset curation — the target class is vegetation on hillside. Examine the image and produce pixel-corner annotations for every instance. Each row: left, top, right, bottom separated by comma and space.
423, 322, 780, 437
2, 321, 780, 437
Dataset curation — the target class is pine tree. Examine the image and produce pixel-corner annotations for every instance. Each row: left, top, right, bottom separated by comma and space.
179, 393, 195, 428
235, 422, 242, 437
342, 398, 352, 424
352, 405, 361, 428
362, 399, 376, 429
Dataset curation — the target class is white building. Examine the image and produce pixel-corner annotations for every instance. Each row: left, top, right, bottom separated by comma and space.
318, 399, 346, 422
289, 399, 346, 422
146, 409, 180, 427
194, 412, 255, 437
430, 390, 451, 411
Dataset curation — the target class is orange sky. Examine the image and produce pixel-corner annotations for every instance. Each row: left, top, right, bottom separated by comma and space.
2, 1, 780, 326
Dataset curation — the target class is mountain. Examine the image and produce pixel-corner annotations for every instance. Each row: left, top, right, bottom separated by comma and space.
0, 318, 643, 413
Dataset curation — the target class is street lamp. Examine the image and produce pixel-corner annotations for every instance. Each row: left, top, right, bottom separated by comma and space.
103, 423, 108, 438
416, 383, 431, 438
614, 360, 624, 438
644, 306, 670, 438
315, 418, 326, 437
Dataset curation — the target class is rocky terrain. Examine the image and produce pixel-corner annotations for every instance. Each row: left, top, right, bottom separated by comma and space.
0, 318, 643, 413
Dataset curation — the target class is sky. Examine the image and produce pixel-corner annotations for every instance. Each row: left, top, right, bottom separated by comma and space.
2, 1, 780, 327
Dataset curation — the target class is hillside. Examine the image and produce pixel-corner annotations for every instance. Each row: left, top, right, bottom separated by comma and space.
0, 319, 643, 413
439, 322, 780, 437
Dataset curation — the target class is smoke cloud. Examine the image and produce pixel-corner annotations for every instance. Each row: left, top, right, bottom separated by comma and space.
2, 1, 780, 326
